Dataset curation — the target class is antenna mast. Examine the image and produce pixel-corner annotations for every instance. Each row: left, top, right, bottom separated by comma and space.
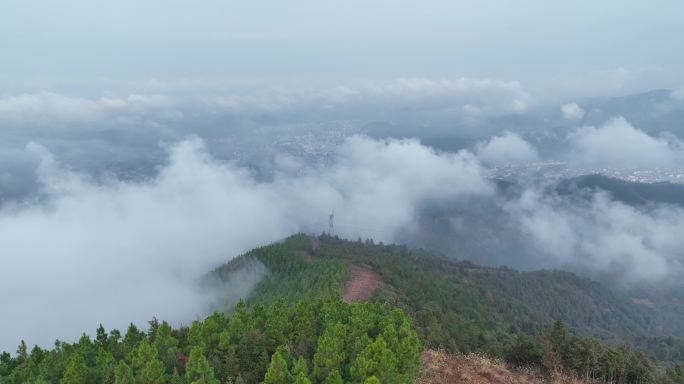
328, 210, 335, 235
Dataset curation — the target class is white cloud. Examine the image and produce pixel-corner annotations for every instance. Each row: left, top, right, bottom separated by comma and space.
672, 84, 684, 100
551, 67, 674, 99
0, 92, 177, 127
476, 132, 539, 165
567, 117, 683, 168
561, 102, 585, 120
0, 135, 492, 351
510, 190, 684, 283
0, 78, 534, 128
206, 78, 535, 118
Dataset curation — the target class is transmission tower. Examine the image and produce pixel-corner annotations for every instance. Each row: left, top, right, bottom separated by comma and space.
328, 210, 335, 235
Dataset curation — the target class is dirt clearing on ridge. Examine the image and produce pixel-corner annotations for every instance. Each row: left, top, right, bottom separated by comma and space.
341, 263, 383, 302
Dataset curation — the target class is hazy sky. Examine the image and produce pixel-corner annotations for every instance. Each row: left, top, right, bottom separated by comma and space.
2, 0, 684, 96
3, 0, 684, 352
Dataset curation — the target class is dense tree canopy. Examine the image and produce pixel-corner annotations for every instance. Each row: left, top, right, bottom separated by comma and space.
2, 234, 682, 383
0, 298, 421, 384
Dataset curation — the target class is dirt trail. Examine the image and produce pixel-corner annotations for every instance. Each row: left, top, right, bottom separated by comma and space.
342, 263, 383, 302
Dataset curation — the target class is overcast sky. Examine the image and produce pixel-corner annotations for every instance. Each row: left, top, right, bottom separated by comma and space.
2, 0, 684, 97
3, 0, 684, 351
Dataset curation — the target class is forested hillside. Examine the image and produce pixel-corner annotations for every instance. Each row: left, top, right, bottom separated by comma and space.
0, 298, 421, 384
211, 234, 684, 383
3, 234, 684, 383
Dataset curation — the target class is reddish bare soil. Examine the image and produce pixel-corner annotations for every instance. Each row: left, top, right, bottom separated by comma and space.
342, 263, 383, 302
417, 350, 591, 384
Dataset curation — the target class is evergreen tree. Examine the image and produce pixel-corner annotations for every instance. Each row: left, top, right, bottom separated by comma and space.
663, 363, 684, 384
263, 346, 290, 384
138, 354, 165, 384
505, 335, 543, 367
292, 356, 308, 378
349, 335, 399, 383
152, 321, 178, 373
312, 323, 346, 382
321, 369, 342, 384
96, 324, 109, 349
129, 338, 165, 384
264, 299, 289, 348
396, 317, 421, 378
215, 332, 239, 383
185, 347, 219, 384
60, 352, 88, 384
292, 372, 311, 384
114, 361, 135, 384
95, 348, 117, 384
168, 369, 183, 384
123, 324, 145, 358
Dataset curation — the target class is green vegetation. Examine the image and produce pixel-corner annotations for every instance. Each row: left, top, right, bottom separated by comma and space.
519, 320, 658, 383
2, 233, 683, 383
213, 234, 682, 383
0, 298, 421, 384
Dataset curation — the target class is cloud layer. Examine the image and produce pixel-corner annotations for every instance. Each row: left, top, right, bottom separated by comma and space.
0, 135, 490, 351
476, 132, 540, 165
3, 80, 684, 353
567, 117, 684, 168
509, 189, 684, 283
561, 102, 585, 120
0, 78, 533, 127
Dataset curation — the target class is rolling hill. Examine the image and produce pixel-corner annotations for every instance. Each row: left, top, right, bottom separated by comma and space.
3, 233, 684, 383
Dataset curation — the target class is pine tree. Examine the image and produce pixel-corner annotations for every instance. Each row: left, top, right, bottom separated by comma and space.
114, 361, 135, 384
60, 352, 88, 384
505, 335, 543, 367
349, 335, 399, 383
291, 300, 317, 357
153, 321, 179, 373
94, 324, 107, 347
129, 338, 165, 384
123, 324, 145, 358
396, 317, 421, 378
185, 347, 219, 384
664, 363, 684, 384
292, 372, 311, 384
265, 299, 289, 348
312, 323, 346, 382
263, 346, 290, 384
139, 354, 165, 384
322, 369, 343, 384
292, 356, 308, 378
215, 332, 239, 383
95, 348, 117, 384
11, 340, 34, 382
169, 368, 183, 384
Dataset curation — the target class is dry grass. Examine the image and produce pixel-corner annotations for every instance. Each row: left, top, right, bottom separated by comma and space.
416, 350, 593, 384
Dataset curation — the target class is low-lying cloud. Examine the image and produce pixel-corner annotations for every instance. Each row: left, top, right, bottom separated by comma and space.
0, 92, 177, 128
561, 102, 585, 120
673, 85, 684, 100
0, 135, 490, 351
567, 117, 684, 168
476, 132, 540, 165
509, 189, 684, 284
0, 78, 533, 128
3, 79, 684, 353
